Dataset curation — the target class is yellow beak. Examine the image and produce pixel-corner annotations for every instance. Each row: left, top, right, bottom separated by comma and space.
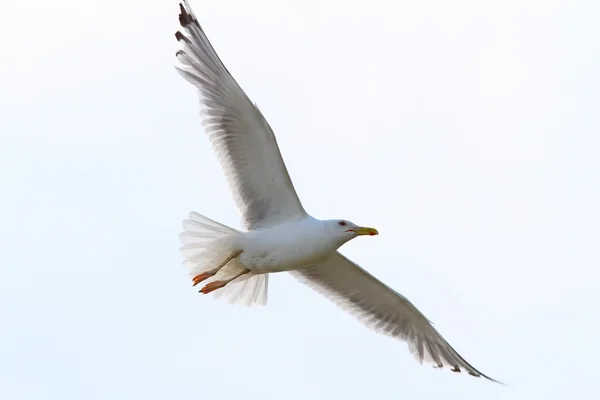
349, 227, 379, 236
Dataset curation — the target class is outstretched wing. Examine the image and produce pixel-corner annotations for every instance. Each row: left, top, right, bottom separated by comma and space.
291, 252, 500, 382
174, 1, 306, 230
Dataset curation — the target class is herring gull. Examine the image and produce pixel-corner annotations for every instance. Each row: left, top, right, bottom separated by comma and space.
174, 0, 498, 382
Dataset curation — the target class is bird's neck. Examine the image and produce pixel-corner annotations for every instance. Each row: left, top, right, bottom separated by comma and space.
312, 219, 351, 250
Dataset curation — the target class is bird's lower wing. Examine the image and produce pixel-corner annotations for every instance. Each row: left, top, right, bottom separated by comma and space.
290, 252, 500, 382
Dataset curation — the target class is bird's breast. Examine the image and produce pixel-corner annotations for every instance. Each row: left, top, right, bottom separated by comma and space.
239, 225, 335, 273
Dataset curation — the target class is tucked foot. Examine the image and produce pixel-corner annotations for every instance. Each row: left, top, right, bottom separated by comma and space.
199, 280, 228, 294
192, 272, 215, 286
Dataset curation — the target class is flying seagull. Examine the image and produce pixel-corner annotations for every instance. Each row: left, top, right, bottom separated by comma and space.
174, 0, 498, 382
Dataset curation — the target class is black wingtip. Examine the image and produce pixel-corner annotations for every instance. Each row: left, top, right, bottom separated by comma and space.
432, 363, 503, 384
178, 3, 186, 24
470, 371, 506, 385
178, 2, 196, 27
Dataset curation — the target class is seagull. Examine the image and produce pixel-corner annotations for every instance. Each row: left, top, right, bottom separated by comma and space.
174, 0, 498, 382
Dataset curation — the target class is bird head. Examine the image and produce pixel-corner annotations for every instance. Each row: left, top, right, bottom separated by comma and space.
327, 219, 379, 243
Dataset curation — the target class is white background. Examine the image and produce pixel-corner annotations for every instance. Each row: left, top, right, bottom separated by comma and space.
1, 1, 599, 399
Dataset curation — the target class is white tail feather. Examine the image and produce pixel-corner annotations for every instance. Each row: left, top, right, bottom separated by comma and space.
179, 211, 268, 306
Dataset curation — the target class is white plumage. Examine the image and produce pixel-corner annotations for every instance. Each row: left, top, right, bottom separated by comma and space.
174, 0, 499, 382
180, 212, 268, 306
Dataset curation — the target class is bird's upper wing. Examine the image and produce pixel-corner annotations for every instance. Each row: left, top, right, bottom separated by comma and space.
174, 1, 306, 230
290, 252, 499, 382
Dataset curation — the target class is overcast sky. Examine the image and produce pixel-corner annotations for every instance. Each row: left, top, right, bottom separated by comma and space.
1, 0, 599, 399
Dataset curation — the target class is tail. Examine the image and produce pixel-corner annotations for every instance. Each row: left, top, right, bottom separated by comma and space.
179, 211, 269, 307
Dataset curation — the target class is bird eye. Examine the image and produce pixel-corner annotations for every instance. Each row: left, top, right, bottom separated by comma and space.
338, 221, 347, 227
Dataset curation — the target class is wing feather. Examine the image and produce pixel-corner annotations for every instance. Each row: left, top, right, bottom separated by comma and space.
174, 1, 306, 229
291, 253, 500, 382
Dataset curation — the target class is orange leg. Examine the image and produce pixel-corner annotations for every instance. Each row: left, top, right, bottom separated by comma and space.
199, 268, 250, 295
199, 280, 228, 294
192, 272, 215, 286
191, 250, 243, 287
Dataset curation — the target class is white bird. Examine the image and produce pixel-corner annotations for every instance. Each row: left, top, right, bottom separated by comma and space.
174, 1, 498, 382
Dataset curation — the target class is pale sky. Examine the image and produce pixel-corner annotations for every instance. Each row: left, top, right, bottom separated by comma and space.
1, 0, 599, 399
